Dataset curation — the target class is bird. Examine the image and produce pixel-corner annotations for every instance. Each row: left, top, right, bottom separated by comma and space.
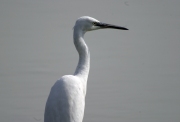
44, 16, 128, 122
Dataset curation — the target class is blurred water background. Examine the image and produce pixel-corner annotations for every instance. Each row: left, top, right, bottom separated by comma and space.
0, 0, 180, 122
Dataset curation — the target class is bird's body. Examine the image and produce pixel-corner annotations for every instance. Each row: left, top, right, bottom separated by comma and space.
44, 75, 85, 122
44, 16, 128, 122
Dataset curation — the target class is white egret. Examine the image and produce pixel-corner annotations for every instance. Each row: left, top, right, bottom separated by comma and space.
44, 16, 128, 122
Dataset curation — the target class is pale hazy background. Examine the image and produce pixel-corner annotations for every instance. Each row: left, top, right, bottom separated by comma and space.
0, 0, 180, 122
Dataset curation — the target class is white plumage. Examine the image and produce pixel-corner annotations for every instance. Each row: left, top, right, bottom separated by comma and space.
44, 16, 128, 122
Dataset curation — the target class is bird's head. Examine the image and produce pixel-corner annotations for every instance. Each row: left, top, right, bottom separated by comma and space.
73, 16, 128, 33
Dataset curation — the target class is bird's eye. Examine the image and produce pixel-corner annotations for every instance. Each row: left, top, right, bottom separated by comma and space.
92, 22, 97, 25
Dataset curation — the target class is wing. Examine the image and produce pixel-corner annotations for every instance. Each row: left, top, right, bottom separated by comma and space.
44, 75, 85, 122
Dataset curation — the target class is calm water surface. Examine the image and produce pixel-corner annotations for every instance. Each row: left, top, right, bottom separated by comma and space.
0, 1, 180, 122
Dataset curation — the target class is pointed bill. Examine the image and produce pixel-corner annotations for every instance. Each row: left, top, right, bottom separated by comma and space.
95, 22, 128, 30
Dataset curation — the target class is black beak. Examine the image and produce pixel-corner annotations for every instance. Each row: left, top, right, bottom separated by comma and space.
96, 22, 128, 30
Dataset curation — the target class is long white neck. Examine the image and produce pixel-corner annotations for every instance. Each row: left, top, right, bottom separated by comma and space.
73, 28, 90, 82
